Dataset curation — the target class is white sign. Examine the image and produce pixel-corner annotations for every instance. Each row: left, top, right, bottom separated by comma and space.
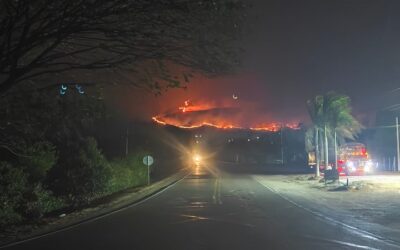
143, 155, 154, 166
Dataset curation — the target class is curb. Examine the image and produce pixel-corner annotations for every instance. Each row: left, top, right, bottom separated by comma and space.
0, 168, 191, 248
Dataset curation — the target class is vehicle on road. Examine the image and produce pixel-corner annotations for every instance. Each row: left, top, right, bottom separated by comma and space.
337, 143, 374, 176
308, 142, 375, 176
192, 153, 202, 167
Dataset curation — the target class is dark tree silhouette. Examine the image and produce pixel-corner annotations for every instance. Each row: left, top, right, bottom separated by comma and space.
0, 0, 246, 95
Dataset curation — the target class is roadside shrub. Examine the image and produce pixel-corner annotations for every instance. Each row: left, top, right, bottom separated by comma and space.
30, 185, 66, 216
107, 152, 149, 193
19, 141, 58, 183
19, 184, 67, 220
0, 204, 22, 229
79, 137, 112, 197
6, 141, 59, 220
48, 137, 111, 205
35, 187, 65, 214
0, 162, 28, 227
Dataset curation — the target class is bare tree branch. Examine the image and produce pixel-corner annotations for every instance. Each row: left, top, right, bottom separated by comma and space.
0, 0, 246, 96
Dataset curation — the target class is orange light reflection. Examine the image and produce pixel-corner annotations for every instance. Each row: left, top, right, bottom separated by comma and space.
152, 100, 300, 132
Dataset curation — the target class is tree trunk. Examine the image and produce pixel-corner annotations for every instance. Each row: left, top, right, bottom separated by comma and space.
320, 130, 324, 165
334, 130, 337, 170
324, 124, 329, 169
315, 127, 320, 177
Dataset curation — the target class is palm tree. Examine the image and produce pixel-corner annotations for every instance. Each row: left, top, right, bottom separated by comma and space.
306, 92, 362, 176
305, 126, 321, 176
327, 93, 363, 168
306, 95, 324, 177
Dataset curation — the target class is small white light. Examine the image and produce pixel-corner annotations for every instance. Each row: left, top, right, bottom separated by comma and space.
364, 161, 373, 172
349, 166, 356, 172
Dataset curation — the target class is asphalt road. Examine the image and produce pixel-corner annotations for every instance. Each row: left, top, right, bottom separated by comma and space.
3, 164, 399, 250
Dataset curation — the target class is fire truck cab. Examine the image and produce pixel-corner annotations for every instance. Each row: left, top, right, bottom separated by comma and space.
337, 143, 374, 176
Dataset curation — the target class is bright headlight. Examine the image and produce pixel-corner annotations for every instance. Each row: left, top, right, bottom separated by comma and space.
346, 161, 354, 168
346, 161, 356, 172
193, 154, 201, 162
364, 161, 373, 172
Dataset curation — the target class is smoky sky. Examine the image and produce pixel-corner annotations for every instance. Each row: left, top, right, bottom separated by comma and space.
118, 0, 400, 126
243, 0, 400, 124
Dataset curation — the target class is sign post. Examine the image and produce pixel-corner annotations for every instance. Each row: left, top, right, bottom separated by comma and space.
143, 155, 154, 185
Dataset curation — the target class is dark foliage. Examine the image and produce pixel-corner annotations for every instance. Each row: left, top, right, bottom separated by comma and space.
0, 0, 246, 95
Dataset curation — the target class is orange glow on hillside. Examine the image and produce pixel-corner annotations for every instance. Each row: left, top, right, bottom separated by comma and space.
152, 116, 242, 130
178, 100, 215, 113
152, 100, 300, 132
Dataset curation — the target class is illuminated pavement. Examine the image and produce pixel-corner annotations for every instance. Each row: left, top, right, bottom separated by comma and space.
3, 164, 400, 250
342, 174, 400, 182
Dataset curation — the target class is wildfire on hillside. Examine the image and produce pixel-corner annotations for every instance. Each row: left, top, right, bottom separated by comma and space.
152, 100, 300, 132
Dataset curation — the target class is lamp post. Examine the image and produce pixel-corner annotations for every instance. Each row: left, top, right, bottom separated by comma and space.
381, 88, 400, 171
125, 127, 129, 157
280, 124, 284, 166
396, 117, 400, 171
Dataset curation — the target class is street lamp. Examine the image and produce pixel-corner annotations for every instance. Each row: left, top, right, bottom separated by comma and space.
280, 124, 284, 166
397, 117, 400, 172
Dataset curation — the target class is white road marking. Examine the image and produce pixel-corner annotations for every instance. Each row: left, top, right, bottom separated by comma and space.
0, 172, 192, 249
253, 176, 400, 249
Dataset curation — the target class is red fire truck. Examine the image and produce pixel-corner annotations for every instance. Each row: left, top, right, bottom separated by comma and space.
308, 142, 374, 176
337, 143, 374, 175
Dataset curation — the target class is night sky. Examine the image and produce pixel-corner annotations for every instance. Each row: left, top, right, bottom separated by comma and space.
121, 0, 400, 127
244, 0, 400, 124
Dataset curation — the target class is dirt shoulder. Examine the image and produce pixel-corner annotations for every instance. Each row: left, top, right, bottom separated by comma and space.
253, 174, 400, 244
0, 168, 190, 248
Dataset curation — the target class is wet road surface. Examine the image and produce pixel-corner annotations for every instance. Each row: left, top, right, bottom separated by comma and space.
3, 164, 399, 250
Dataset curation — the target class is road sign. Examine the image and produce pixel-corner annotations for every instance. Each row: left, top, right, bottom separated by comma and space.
143, 155, 154, 185
143, 155, 154, 166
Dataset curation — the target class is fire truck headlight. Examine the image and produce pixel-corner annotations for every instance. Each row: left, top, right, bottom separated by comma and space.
364, 161, 373, 172
346, 161, 354, 168
346, 161, 356, 172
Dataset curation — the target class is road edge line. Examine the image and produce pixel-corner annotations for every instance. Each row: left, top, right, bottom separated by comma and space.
0, 170, 192, 249
253, 176, 400, 249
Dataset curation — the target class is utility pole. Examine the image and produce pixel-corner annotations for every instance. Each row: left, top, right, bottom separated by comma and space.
125, 127, 129, 157
396, 117, 400, 172
315, 127, 320, 177
280, 125, 284, 166
324, 124, 329, 169
334, 130, 338, 169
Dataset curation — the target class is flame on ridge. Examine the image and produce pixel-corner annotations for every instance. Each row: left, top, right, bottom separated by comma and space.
152, 100, 300, 132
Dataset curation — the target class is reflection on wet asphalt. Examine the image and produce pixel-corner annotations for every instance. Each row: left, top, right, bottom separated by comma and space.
3, 164, 400, 250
